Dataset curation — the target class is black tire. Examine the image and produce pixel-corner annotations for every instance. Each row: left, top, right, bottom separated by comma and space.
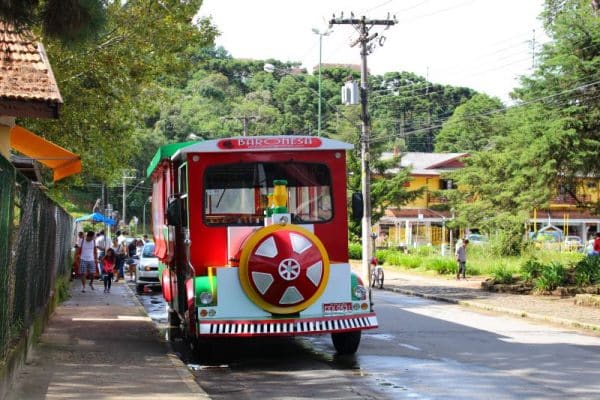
331, 330, 361, 355
167, 310, 182, 341
188, 336, 217, 361
136, 283, 144, 293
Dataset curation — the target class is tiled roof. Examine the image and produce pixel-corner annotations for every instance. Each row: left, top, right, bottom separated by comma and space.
382, 151, 468, 175
0, 22, 62, 117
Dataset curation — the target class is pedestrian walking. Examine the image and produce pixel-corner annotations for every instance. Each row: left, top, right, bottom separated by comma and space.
72, 231, 84, 280
114, 238, 127, 282
455, 238, 469, 280
95, 229, 107, 278
78, 231, 97, 292
102, 248, 116, 293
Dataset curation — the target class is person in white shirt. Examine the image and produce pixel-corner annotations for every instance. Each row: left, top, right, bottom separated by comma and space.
95, 230, 107, 277
117, 230, 126, 246
78, 231, 97, 292
455, 238, 469, 280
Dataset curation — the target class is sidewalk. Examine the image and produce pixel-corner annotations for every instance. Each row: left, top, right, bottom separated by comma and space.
354, 263, 600, 333
6, 279, 209, 400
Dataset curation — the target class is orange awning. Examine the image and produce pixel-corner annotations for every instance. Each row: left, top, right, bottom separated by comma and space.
10, 125, 81, 181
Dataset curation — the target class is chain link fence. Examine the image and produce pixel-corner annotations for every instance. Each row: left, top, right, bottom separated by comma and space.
0, 156, 73, 360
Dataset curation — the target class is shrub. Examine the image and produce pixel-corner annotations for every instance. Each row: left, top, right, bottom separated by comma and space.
533, 261, 566, 292
387, 253, 421, 269
375, 249, 393, 264
490, 263, 514, 284
489, 230, 524, 257
414, 245, 437, 257
574, 256, 600, 286
348, 243, 362, 259
428, 257, 456, 275
520, 258, 544, 283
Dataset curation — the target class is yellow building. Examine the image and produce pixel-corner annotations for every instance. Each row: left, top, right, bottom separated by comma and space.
376, 151, 600, 249
533, 178, 600, 242
376, 152, 467, 249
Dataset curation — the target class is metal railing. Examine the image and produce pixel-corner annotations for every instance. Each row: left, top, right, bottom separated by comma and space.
0, 156, 72, 360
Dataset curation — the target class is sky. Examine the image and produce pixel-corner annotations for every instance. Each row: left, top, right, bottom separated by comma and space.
197, 0, 550, 104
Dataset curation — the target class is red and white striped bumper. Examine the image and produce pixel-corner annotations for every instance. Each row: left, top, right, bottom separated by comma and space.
198, 313, 378, 337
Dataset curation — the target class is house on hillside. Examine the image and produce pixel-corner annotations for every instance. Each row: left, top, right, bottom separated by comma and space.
376, 151, 468, 248
375, 151, 600, 249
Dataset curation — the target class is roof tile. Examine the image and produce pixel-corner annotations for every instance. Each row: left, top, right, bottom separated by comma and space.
0, 22, 62, 105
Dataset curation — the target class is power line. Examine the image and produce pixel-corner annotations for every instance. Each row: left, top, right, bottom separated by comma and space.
370, 79, 600, 144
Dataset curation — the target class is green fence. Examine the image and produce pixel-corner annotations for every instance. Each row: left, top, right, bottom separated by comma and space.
0, 156, 73, 360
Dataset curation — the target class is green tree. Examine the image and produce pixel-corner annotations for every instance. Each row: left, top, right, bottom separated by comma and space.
514, 0, 600, 209
22, 0, 217, 185
0, 0, 106, 42
434, 94, 505, 152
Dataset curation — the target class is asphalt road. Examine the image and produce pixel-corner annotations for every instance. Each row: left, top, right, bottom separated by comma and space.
136, 286, 600, 400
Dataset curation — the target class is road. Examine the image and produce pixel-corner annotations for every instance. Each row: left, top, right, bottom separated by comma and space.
136, 286, 600, 399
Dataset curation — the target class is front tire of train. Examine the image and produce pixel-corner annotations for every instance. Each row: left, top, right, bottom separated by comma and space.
166, 308, 182, 341
331, 330, 361, 355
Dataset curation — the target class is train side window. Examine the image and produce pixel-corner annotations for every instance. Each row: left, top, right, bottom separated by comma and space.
178, 163, 188, 194
178, 163, 189, 227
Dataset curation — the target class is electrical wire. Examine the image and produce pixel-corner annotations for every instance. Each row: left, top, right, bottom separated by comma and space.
369, 79, 600, 144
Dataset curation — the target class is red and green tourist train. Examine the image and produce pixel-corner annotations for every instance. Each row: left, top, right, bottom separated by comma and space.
147, 135, 377, 354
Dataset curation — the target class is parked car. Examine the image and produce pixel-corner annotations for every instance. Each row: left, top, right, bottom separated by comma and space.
564, 235, 584, 252
466, 233, 488, 245
530, 230, 563, 250
135, 242, 160, 293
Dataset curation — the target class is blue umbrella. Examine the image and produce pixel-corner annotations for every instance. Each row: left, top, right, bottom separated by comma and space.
75, 212, 116, 226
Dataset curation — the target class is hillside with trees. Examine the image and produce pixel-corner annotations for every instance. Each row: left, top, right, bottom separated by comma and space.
4, 0, 597, 239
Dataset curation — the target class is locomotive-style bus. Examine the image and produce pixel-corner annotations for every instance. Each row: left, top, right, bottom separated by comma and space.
148, 135, 377, 354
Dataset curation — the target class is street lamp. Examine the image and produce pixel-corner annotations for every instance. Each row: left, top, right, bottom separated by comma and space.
312, 28, 331, 137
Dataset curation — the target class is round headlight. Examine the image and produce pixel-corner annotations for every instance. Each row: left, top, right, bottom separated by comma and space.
199, 291, 213, 305
353, 285, 366, 300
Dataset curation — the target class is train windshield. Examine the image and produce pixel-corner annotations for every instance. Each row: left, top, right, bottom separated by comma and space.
203, 162, 332, 226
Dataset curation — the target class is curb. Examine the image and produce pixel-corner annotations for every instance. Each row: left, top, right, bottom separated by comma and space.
123, 283, 211, 399
380, 285, 600, 333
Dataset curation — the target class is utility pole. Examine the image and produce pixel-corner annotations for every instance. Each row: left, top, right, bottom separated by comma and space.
330, 13, 396, 282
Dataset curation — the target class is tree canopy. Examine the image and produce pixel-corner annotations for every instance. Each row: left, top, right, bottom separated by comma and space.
446, 0, 600, 253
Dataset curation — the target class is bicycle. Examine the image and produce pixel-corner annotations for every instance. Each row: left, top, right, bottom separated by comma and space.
370, 258, 384, 289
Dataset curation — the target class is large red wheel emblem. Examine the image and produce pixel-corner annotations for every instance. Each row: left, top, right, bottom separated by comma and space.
239, 225, 330, 314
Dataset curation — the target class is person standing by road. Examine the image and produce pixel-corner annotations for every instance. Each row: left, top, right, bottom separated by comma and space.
102, 248, 116, 293
113, 237, 127, 282
72, 231, 84, 280
592, 232, 600, 256
78, 231, 97, 292
95, 230, 107, 277
455, 238, 469, 280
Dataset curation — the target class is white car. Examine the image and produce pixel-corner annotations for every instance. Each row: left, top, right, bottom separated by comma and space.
564, 235, 584, 252
135, 242, 160, 293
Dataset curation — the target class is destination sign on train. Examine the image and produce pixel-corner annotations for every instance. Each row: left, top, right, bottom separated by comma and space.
217, 137, 322, 150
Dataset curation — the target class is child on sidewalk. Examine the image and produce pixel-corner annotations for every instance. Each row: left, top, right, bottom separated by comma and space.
102, 248, 116, 293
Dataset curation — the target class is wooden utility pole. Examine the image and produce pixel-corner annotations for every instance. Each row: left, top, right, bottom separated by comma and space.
329, 13, 396, 282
